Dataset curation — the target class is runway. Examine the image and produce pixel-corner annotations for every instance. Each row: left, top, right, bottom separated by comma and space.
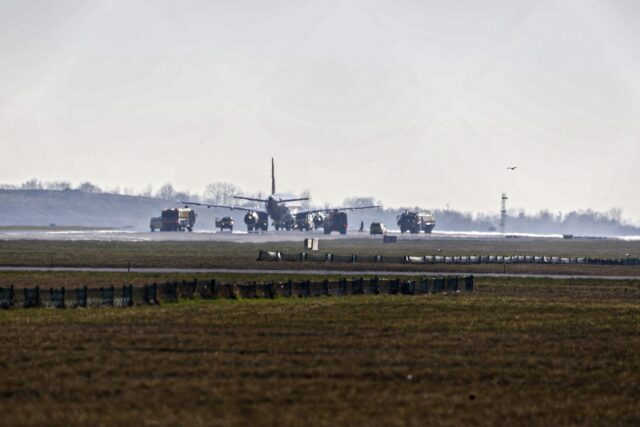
0, 266, 638, 280
1, 228, 635, 242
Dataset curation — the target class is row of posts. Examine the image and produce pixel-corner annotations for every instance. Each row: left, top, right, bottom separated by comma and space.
0, 276, 473, 309
262, 250, 640, 266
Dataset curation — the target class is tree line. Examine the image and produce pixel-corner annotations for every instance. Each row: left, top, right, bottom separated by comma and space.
1, 179, 637, 234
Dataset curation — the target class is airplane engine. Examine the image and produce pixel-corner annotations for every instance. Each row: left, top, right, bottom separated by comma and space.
244, 211, 269, 232
244, 211, 259, 231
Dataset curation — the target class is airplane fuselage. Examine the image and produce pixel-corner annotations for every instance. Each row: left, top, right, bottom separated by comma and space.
266, 196, 295, 229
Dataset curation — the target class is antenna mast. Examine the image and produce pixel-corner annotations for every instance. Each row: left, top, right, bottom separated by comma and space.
500, 193, 508, 234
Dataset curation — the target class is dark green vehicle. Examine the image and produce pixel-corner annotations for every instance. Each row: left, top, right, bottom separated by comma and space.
215, 216, 234, 232
295, 213, 313, 231
369, 221, 386, 235
397, 210, 436, 234
323, 210, 348, 235
149, 217, 162, 232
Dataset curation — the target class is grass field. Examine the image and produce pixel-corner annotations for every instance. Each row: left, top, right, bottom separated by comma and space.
1, 239, 639, 426
1, 276, 639, 426
1, 239, 639, 276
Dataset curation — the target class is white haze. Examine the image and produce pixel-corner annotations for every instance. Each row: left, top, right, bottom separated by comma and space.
1, 1, 639, 222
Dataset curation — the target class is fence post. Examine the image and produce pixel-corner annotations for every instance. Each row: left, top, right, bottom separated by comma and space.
100, 286, 114, 307
75, 286, 87, 308
446, 277, 458, 292
434, 277, 444, 293
339, 279, 347, 296
122, 285, 133, 306
465, 275, 474, 292
0, 286, 15, 309
286, 280, 293, 298
23, 286, 41, 308
389, 279, 398, 295
419, 278, 429, 294
322, 279, 329, 296
152, 283, 158, 304
304, 280, 311, 297
370, 277, 379, 294
263, 282, 274, 299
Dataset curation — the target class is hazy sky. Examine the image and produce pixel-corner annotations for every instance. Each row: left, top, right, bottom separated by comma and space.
2, 1, 639, 221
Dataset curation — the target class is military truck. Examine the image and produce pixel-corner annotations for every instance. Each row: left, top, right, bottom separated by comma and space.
178, 208, 196, 232
295, 212, 313, 231
369, 221, 386, 235
149, 217, 162, 232
215, 216, 234, 232
161, 208, 180, 231
323, 210, 348, 235
160, 208, 197, 231
244, 211, 269, 232
397, 210, 436, 234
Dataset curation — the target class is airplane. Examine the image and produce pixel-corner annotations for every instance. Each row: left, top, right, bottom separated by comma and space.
181, 158, 381, 232
506, 166, 518, 170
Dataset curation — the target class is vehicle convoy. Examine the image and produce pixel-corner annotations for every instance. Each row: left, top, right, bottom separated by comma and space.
369, 221, 386, 235
215, 216, 234, 232
160, 207, 197, 232
149, 217, 162, 232
180, 158, 380, 232
244, 211, 269, 232
323, 210, 348, 235
396, 210, 436, 233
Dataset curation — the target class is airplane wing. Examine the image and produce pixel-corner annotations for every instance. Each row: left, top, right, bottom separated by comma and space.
276, 197, 310, 204
179, 201, 268, 215
296, 205, 382, 215
233, 196, 269, 203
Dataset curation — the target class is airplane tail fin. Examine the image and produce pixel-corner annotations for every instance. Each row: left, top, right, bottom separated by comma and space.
271, 157, 275, 196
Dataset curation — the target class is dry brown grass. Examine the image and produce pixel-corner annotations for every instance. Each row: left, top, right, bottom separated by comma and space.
0, 278, 639, 426
1, 239, 639, 276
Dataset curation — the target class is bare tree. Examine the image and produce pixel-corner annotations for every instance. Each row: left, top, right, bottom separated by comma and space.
21, 178, 43, 190
607, 208, 623, 223
203, 182, 239, 205
139, 184, 154, 198
157, 183, 175, 200
46, 181, 71, 191
77, 182, 101, 194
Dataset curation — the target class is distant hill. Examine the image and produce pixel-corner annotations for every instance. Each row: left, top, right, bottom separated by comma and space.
0, 190, 175, 229
0, 189, 261, 231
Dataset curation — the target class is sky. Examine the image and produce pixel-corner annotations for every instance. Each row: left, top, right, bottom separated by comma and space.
1, 0, 639, 221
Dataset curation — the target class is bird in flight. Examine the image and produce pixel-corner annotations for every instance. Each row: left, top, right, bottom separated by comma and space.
506, 166, 517, 170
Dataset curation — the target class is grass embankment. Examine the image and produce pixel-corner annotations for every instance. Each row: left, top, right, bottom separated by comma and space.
0, 240, 639, 275
0, 279, 638, 426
